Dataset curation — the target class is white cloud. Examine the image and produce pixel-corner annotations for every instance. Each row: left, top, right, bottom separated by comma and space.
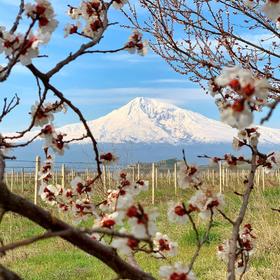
63, 86, 212, 105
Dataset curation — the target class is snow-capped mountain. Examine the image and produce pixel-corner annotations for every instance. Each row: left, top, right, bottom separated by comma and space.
5, 97, 280, 165
53, 97, 280, 145
7, 97, 280, 145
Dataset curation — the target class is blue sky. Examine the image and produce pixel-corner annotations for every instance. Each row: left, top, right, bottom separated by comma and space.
0, 0, 279, 133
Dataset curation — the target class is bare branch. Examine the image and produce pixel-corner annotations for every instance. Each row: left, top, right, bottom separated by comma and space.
9, 0, 25, 34
0, 230, 71, 255
0, 95, 20, 123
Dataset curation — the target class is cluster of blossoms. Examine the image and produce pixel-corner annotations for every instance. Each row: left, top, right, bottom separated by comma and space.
168, 202, 189, 224
111, 0, 128, 9
65, 2, 147, 56
125, 29, 148, 56
38, 149, 65, 208
0, 29, 41, 65
112, 230, 179, 267
168, 188, 224, 223
0, 0, 57, 65
67, 0, 106, 39
39, 151, 96, 222
159, 262, 196, 280
65, 0, 128, 38
210, 66, 269, 129
188, 189, 224, 219
209, 128, 261, 167
172, 159, 224, 219
97, 172, 157, 238
232, 127, 260, 150
31, 102, 55, 126
223, 154, 247, 167
30, 101, 69, 155
177, 162, 202, 189
100, 152, 118, 164
25, 0, 58, 35
111, 228, 140, 255
209, 153, 248, 169
256, 151, 280, 172
226, 126, 280, 173
153, 232, 178, 258
218, 224, 256, 275
64, 0, 148, 56
39, 153, 59, 206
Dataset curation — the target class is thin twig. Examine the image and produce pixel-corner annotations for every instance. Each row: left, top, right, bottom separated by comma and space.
0, 230, 71, 255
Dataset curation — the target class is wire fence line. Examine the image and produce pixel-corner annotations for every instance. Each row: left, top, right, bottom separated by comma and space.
4, 156, 280, 205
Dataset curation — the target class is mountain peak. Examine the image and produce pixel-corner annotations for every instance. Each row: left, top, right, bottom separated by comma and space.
126, 96, 172, 109
129, 96, 148, 104
124, 97, 178, 118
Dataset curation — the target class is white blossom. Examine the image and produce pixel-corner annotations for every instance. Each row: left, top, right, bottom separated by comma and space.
125, 30, 148, 56
112, 0, 128, 9
167, 202, 188, 224
30, 102, 54, 127
188, 189, 224, 220
159, 262, 196, 280
111, 229, 139, 255
220, 103, 253, 130
25, 0, 58, 35
177, 162, 201, 189
153, 232, 178, 257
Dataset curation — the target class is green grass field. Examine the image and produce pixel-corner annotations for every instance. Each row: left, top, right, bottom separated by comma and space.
1, 178, 280, 280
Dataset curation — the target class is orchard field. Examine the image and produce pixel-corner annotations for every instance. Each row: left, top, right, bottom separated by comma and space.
2, 171, 280, 280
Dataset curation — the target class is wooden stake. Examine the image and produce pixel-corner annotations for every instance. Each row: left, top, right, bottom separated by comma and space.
34, 156, 41, 205
61, 164, 65, 189
155, 167, 158, 189
132, 166, 135, 182
10, 168, 14, 192
55, 170, 58, 185
256, 169, 260, 187
152, 163, 155, 205
225, 168, 228, 187
21, 168, 24, 193
167, 169, 171, 185
108, 168, 111, 188
219, 161, 222, 193
137, 164, 140, 180
262, 167, 265, 191
103, 164, 107, 191
16, 171, 19, 184
174, 162, 177, 195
